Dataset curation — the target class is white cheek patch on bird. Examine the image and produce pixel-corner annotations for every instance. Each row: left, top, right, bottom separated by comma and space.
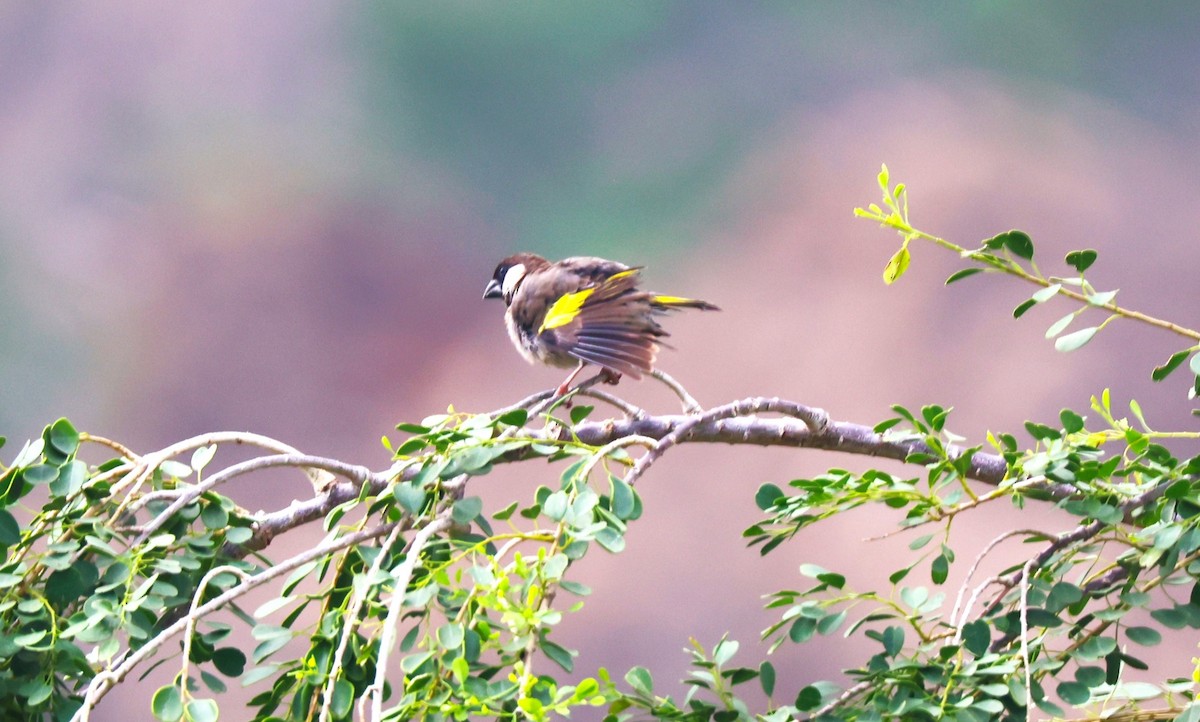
501, 263, 526, 299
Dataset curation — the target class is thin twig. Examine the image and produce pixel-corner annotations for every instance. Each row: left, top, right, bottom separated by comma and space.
366, 514, 453, 722
950, 528, 1045, 638
319, 523, 405, 722
813, 680, 873, 718
110, 431, 336, 520
574, 435, 659, 484
179, 565, 253, 706
78, 433, 139, 461
1020, 559, 1034, 722
650, 368, 703, 414
129, 454, 373, 547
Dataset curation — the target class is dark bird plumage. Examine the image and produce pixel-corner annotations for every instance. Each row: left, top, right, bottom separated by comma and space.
483, 253, 719, 394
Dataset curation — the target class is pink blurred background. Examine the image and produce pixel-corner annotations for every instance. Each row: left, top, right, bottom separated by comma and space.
2, 3, 1199, 719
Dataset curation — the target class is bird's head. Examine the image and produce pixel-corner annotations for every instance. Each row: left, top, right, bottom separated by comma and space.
483, 253, 549, 304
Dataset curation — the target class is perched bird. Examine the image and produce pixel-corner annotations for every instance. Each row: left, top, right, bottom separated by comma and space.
483, 253, 719, 395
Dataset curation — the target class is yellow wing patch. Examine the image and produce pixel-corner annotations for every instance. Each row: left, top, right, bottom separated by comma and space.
539, 288, 595, 332
652, 295, 697, 305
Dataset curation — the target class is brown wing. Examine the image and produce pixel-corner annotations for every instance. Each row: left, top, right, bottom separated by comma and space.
538, 268, 664, 379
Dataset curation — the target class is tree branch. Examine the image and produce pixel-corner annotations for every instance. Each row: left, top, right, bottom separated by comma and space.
210, 396, 1031, 565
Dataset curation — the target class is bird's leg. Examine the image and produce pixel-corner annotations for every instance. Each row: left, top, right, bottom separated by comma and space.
555, 362, 588, 397
599, 368, 622, 386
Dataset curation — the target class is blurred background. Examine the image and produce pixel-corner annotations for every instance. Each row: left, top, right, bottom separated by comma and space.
2, 2, 1199, 718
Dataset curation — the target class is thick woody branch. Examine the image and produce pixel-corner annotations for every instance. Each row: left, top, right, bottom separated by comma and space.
219, 397, 1024, 561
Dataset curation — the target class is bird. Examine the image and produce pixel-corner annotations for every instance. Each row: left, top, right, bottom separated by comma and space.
483, 253, 719, 396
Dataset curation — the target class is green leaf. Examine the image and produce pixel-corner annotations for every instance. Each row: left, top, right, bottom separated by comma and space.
788, 618, 816, 644
392, 483, 427, 515
225, 526, 253, 545
873, 417, 903, 433
999, 230, 1034, 259
595, 526, 625, 553
1035, 697, 1065, 717
437, 623, 464, 650
185, 698, 219, 722
1152, 350, 1191, 381
517, 698, 544, 717
1074, 636, 1117, 660
50, 460, 86, 497
1031, 283, 1061, 303
713, 639, 738, 666
931, 554, 949, 584
879, 625, 905, 656
212, 647, 247, 676
1057, 681, 1090, 706
1046, 582, 1084, 612
152, 685, 183, 722
1059, 409, 1085, 434
625, 666, 653, 696
1075, 665, 1106, 687
542, 491, 568, 521
394, 436, 428, 456
759, 661, 776, 697
908, 534, 933, 550
883, 246, 911, 285
945, 268, 984, 285
610, 476, 636, 520
1012, 299, 1037, 319
48, 418, 80, 456
443, 445, 501, 476
1125, 626, 1162, 646
495, 409, 528, 427
191, 445, 217, 473
452, 497, 483, 524
559, 579, 591, 596
0, 510, 20, 547
1065, 249, 1097, 272
1055, 326, 1098, 352
1024, 609, 1063, 628
962, 620, 989, 656
200, 503, 229, 530
569, 405, 594, 425
23, 464, 58, 485
331, 678, 354, 718
1024, 421, 1060, 441
1045, 311, 1076, 339
543, 640, 575, 672
795, 685, 823, 712
159, 459, 193, 479
817, 610, 847, 635
1087, 290, 1117, 306
755, 483, 785, 510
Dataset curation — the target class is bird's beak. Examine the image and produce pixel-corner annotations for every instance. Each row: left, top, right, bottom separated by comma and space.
483, 279, 503, 300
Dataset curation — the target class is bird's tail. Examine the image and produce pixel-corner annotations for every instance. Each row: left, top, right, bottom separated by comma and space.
651, 294, 720, 312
